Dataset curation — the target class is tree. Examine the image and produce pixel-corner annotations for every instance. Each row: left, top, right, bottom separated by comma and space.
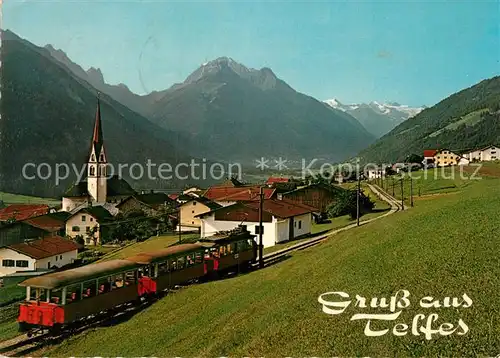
326, 189, 375, 220
405, 154, 424, 164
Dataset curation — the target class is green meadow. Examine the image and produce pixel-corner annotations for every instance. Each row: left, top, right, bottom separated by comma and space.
44, 167, 500, 356
0, 192, 61, 206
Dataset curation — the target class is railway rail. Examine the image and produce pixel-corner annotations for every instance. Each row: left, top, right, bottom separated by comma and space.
0, 182, 404, 357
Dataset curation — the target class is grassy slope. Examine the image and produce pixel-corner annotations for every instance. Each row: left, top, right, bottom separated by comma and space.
0, 192, 60, 206
46, 173, 500, 356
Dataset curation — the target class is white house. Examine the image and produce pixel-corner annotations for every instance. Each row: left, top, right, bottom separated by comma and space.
463, 145, 500, 162
65, 206, 113, 245
0, 236, 80, 277
196, 199, 314, 248
367, 167, 385, 179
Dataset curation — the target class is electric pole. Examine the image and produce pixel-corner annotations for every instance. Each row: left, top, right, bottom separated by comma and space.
400, 178, 405, 211
392, 177, 395, 197
356, 172, 361, 226
258, 186, 264, 269
410, 174, 414, 207
178, 199, 182, 243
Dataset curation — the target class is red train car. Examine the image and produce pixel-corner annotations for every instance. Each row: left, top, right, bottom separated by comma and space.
17, 226, 257, 335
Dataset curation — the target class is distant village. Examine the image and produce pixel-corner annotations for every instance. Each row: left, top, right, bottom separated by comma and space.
0, 98, 498, 280
0, 100, 344, 280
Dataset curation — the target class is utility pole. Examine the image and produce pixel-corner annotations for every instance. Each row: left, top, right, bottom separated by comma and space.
410, 175, 414, 207
178, 199, 182, 243
356, 172, 361, 226
400, 178, 405, 211
258, 186, 264, 269
392, 177, 395, 197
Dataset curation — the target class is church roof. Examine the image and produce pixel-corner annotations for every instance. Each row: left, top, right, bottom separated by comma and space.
63, 175, 136, 198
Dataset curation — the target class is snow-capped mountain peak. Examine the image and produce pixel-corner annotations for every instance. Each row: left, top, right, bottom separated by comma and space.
324, 97, 424, 138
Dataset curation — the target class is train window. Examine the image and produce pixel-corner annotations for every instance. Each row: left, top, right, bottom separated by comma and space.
171, 260, 178, 271
186, 255, 195, 267
158, 261, 169, 274
82, 280, 97, 298
177, 257, 186, 270
111, 274, 125, 290
226, 244, 232, 254
50, 288, 63, 304
97, 277, 112, 294
125, 270, 136, 286
66, 284, 81, 303
219, 246, 225, 256
195, 252, 203, 264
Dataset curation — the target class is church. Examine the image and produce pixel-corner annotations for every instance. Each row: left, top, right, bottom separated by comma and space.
62, 96, 136, 213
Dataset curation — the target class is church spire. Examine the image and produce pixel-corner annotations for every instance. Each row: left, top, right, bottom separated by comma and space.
91, 92, 104, 156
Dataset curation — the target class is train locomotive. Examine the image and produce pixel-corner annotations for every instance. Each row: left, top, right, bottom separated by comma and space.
17, 226, 256, 335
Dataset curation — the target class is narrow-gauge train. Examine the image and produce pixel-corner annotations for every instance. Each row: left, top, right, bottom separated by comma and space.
17, 227, 256, 335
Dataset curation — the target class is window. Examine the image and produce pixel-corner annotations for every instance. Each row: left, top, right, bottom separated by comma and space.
158, 261, 169, 274
91, 154, 95, 162
192, 210, 195, 214
86, 226, 90, 232
193, 202, 197, 206
2, 260, 14, 267
55, 255, 58, 262
90, 218, 94, 222
177, 257, 186, 270
298, 221, 302, 229
191, 221, 194, 225
294, 221, 297, 227
60, 255, 62, 260
89, 166, 95, 176
100, 154, 105, 162
72, 226, 80, 232
16, 260, 29, 268
82, 215, 86, 222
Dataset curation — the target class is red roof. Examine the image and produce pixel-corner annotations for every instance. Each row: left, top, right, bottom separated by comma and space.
423, 149, 438, 158
266, 177, 290, 184
200, 199, 315, 222
245, 199, 315, 218
203, 186, 275, 202
0, 204, 49, 222
8, 236, 81, 260
168, 194, 179, 200
22, 216, 65, 233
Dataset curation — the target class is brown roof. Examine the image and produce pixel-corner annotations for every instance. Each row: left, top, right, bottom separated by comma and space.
423, 149, 438, 158
19, 259, 138, 289
8, 236, 81, 260
198, 199, 314, 222
203, 186, 275, 202
22, 215, 65, 232
0, 204, 49, 222
125, 243, 205, 264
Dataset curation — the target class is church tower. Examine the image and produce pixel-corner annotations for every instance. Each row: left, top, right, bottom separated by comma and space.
87, 95, 107, 203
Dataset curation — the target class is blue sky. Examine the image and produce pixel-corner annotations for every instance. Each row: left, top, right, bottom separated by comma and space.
3, 0, 499, 107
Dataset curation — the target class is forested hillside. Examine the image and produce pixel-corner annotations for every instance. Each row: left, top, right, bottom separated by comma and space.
358, 76, 500, 163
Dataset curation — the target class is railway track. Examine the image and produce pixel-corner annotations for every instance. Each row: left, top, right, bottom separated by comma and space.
0, 183, 404, 357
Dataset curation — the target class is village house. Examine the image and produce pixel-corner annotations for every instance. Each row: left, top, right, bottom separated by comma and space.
62, 97, 136, 213
433, 149, 469, 167
0, 213, 68, 247
65, 206, 113, 245
367, 167, 385, 179
423, 149, 438, 167
0, 236, 81, 277
177, 197, 222, 232
462, 145, 500, 162
196, 199, 315, 248
116, 192, 176, 216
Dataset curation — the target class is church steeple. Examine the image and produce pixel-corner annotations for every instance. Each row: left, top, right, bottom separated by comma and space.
87, 93, 107, 203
